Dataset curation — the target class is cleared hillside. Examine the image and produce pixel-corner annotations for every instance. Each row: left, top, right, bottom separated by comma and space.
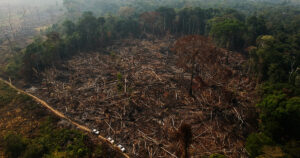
26, 37, 258, 157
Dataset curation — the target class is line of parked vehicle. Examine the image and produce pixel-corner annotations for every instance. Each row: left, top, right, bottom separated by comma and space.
92, 128, 126, 153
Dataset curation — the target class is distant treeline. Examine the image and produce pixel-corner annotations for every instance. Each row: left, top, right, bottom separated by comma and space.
63, 0, 300, 17
4, 5, 300, 79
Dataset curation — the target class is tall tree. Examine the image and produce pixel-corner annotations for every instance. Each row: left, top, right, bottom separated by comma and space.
77, 12, 98, 50
246, 16, 268, 45
156, 7, 176, 32
209, 19, 246, 50
62, 20, 76, 36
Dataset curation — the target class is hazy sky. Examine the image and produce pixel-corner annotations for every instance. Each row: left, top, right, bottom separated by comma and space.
0, 0, 62, 7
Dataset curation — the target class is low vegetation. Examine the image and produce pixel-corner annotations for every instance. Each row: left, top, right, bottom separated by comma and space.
0, 81, 121, 158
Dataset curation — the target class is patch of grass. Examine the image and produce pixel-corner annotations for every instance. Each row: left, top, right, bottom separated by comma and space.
0, 81, 33, 108
0, 81, 18, 107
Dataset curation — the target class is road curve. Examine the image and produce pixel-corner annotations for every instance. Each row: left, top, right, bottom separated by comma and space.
0, 78, 130, 158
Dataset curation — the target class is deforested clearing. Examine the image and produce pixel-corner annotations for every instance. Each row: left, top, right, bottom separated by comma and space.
28, 36, 257, 157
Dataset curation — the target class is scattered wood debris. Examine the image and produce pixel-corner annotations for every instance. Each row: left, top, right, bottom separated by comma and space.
30, 36, 257, 157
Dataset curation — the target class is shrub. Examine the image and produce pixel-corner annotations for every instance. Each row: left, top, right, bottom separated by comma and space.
23, 143, 45, 158
0, 82, 17, 107
245, 133, 273, 158
209, 153, 227, 158
117, 72, 123, 92
3, 133, 27, 158
284, 140, 300, 157
257, 93, 300, 142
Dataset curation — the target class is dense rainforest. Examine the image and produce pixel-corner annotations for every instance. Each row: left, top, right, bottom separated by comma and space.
0, 0, 299, 157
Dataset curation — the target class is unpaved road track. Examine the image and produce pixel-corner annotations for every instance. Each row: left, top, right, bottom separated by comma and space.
0, 78, 130, 158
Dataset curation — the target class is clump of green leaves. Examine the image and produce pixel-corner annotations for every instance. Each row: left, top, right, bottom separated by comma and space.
3, 133, 27, 158
257, 93, 300, 141
110, 51, 116, 58
209, 153, 227, 158
246, 133, 274, 157
1, 118, 98, 158
246, 83, 300, 157
209, 19, 246, 50
117, 72, 123, 92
